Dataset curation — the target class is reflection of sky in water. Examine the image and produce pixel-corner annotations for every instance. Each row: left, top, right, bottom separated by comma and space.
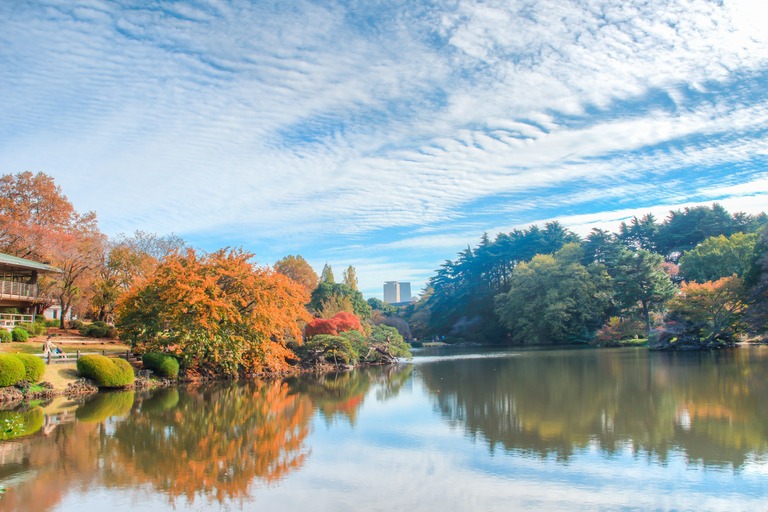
5, 350, 768, 511
255, 376, 767, 512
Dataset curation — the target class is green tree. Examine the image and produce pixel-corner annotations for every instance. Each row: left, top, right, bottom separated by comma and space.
320, 263, 335, 284
494, 248, 611, 344
309, 282, 371, 320
342, 265, 358, 290
613, 249, 676, 333
618, 214, 660, 252
679, 232, 757, 283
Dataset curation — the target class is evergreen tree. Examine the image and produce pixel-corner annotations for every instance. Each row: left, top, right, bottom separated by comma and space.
320, 263, 335, 284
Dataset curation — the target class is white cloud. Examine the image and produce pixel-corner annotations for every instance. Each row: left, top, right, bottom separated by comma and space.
1, 0, 767, 283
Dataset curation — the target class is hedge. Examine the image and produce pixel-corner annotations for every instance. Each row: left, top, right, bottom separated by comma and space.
11, 327, 29, 342
142, 352, 180, 379
77, 354, 135, 388
12, 353, 46, 382
0, 330, 11, 343
0, 354, 26, 387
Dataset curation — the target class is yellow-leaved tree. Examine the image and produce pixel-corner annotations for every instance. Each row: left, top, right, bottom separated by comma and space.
116, 248, 311, 377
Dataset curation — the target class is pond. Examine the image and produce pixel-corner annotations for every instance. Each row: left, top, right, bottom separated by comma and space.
1, 346, 767, 511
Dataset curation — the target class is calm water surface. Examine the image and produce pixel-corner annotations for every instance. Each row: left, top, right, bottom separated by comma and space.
1, 347, 767, 511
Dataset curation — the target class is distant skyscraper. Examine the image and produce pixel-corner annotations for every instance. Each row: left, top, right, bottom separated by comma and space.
383, 281, 412, 304
399, 282, 411, 302
383, 281, 399, 303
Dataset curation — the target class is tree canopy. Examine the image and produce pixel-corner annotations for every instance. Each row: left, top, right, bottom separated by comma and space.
274, 255, 318, 294
116, 248, 311, 376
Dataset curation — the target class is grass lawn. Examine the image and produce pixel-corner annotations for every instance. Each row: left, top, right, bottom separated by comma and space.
0, 339, 131, 356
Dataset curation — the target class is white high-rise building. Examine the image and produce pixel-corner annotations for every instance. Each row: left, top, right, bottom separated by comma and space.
399, 282, 411, 302
383, 281, 412, 304
383, 281, 400, 303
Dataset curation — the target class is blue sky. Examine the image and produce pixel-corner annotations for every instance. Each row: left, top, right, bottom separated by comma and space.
2, 0, 767, 299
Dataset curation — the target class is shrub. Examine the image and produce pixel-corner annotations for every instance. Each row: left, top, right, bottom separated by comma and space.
12, 353, 45, 382
80, 324, 106, 337
594, 317, 647, 346
142, 352, 180, 379
44, 319, 60, 327
0, 330, 11, 343
11, 328, 29, 342
0, 354, 26, 387
77, 354, 135, 388
18, 321, 46, 336
79, 322, 119, 339
69, 319, 84, 330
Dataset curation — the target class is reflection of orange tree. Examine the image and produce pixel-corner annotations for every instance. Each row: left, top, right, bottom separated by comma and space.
104, 380, 314, 505
420, 349, 768, 467
1, 421, 104, 512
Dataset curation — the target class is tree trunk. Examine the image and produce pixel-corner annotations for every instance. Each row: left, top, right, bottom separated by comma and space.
642, 300, 651, 334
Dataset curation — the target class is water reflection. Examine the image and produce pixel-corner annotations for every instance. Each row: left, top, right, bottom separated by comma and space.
0, 365, 413, 511
418, 347, 768, 468
287, 365, 413, 426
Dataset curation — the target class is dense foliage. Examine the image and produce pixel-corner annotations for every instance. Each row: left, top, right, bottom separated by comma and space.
407, 203, 768, 347
11, 327, 29, 342
304, 311, 364, 339
274, 254, 319, 294
117, 248, 311, 377
495, 246, 611, 344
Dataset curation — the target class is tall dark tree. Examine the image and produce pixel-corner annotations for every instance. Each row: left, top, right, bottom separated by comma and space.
613, 250, 676, 333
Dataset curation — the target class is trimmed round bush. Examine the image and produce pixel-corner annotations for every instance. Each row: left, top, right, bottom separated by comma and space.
142, 352, 180, 379
0, 354, 26, 387
0, 329, 11, 343
13, 353, 46, 382
11, 327, 29, 342
77, 354, 135, 388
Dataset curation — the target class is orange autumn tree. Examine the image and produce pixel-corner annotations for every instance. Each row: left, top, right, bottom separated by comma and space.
666, 275, 747, 344
116, 248, 311, 376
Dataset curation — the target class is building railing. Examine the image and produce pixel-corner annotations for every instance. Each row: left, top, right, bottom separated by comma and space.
0, 313, 35, 329
0, 279, 38, 299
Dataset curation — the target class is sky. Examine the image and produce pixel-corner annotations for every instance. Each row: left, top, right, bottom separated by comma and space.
2, 0, 768, 299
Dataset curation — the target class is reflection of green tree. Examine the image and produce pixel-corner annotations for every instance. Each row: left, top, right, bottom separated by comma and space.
106, 380, 314, 505
288, 371, 372, 426
419, 348, 768, 467
75, 391, 135, 423
0, 407, 44, 440
288, 365, 413, 426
